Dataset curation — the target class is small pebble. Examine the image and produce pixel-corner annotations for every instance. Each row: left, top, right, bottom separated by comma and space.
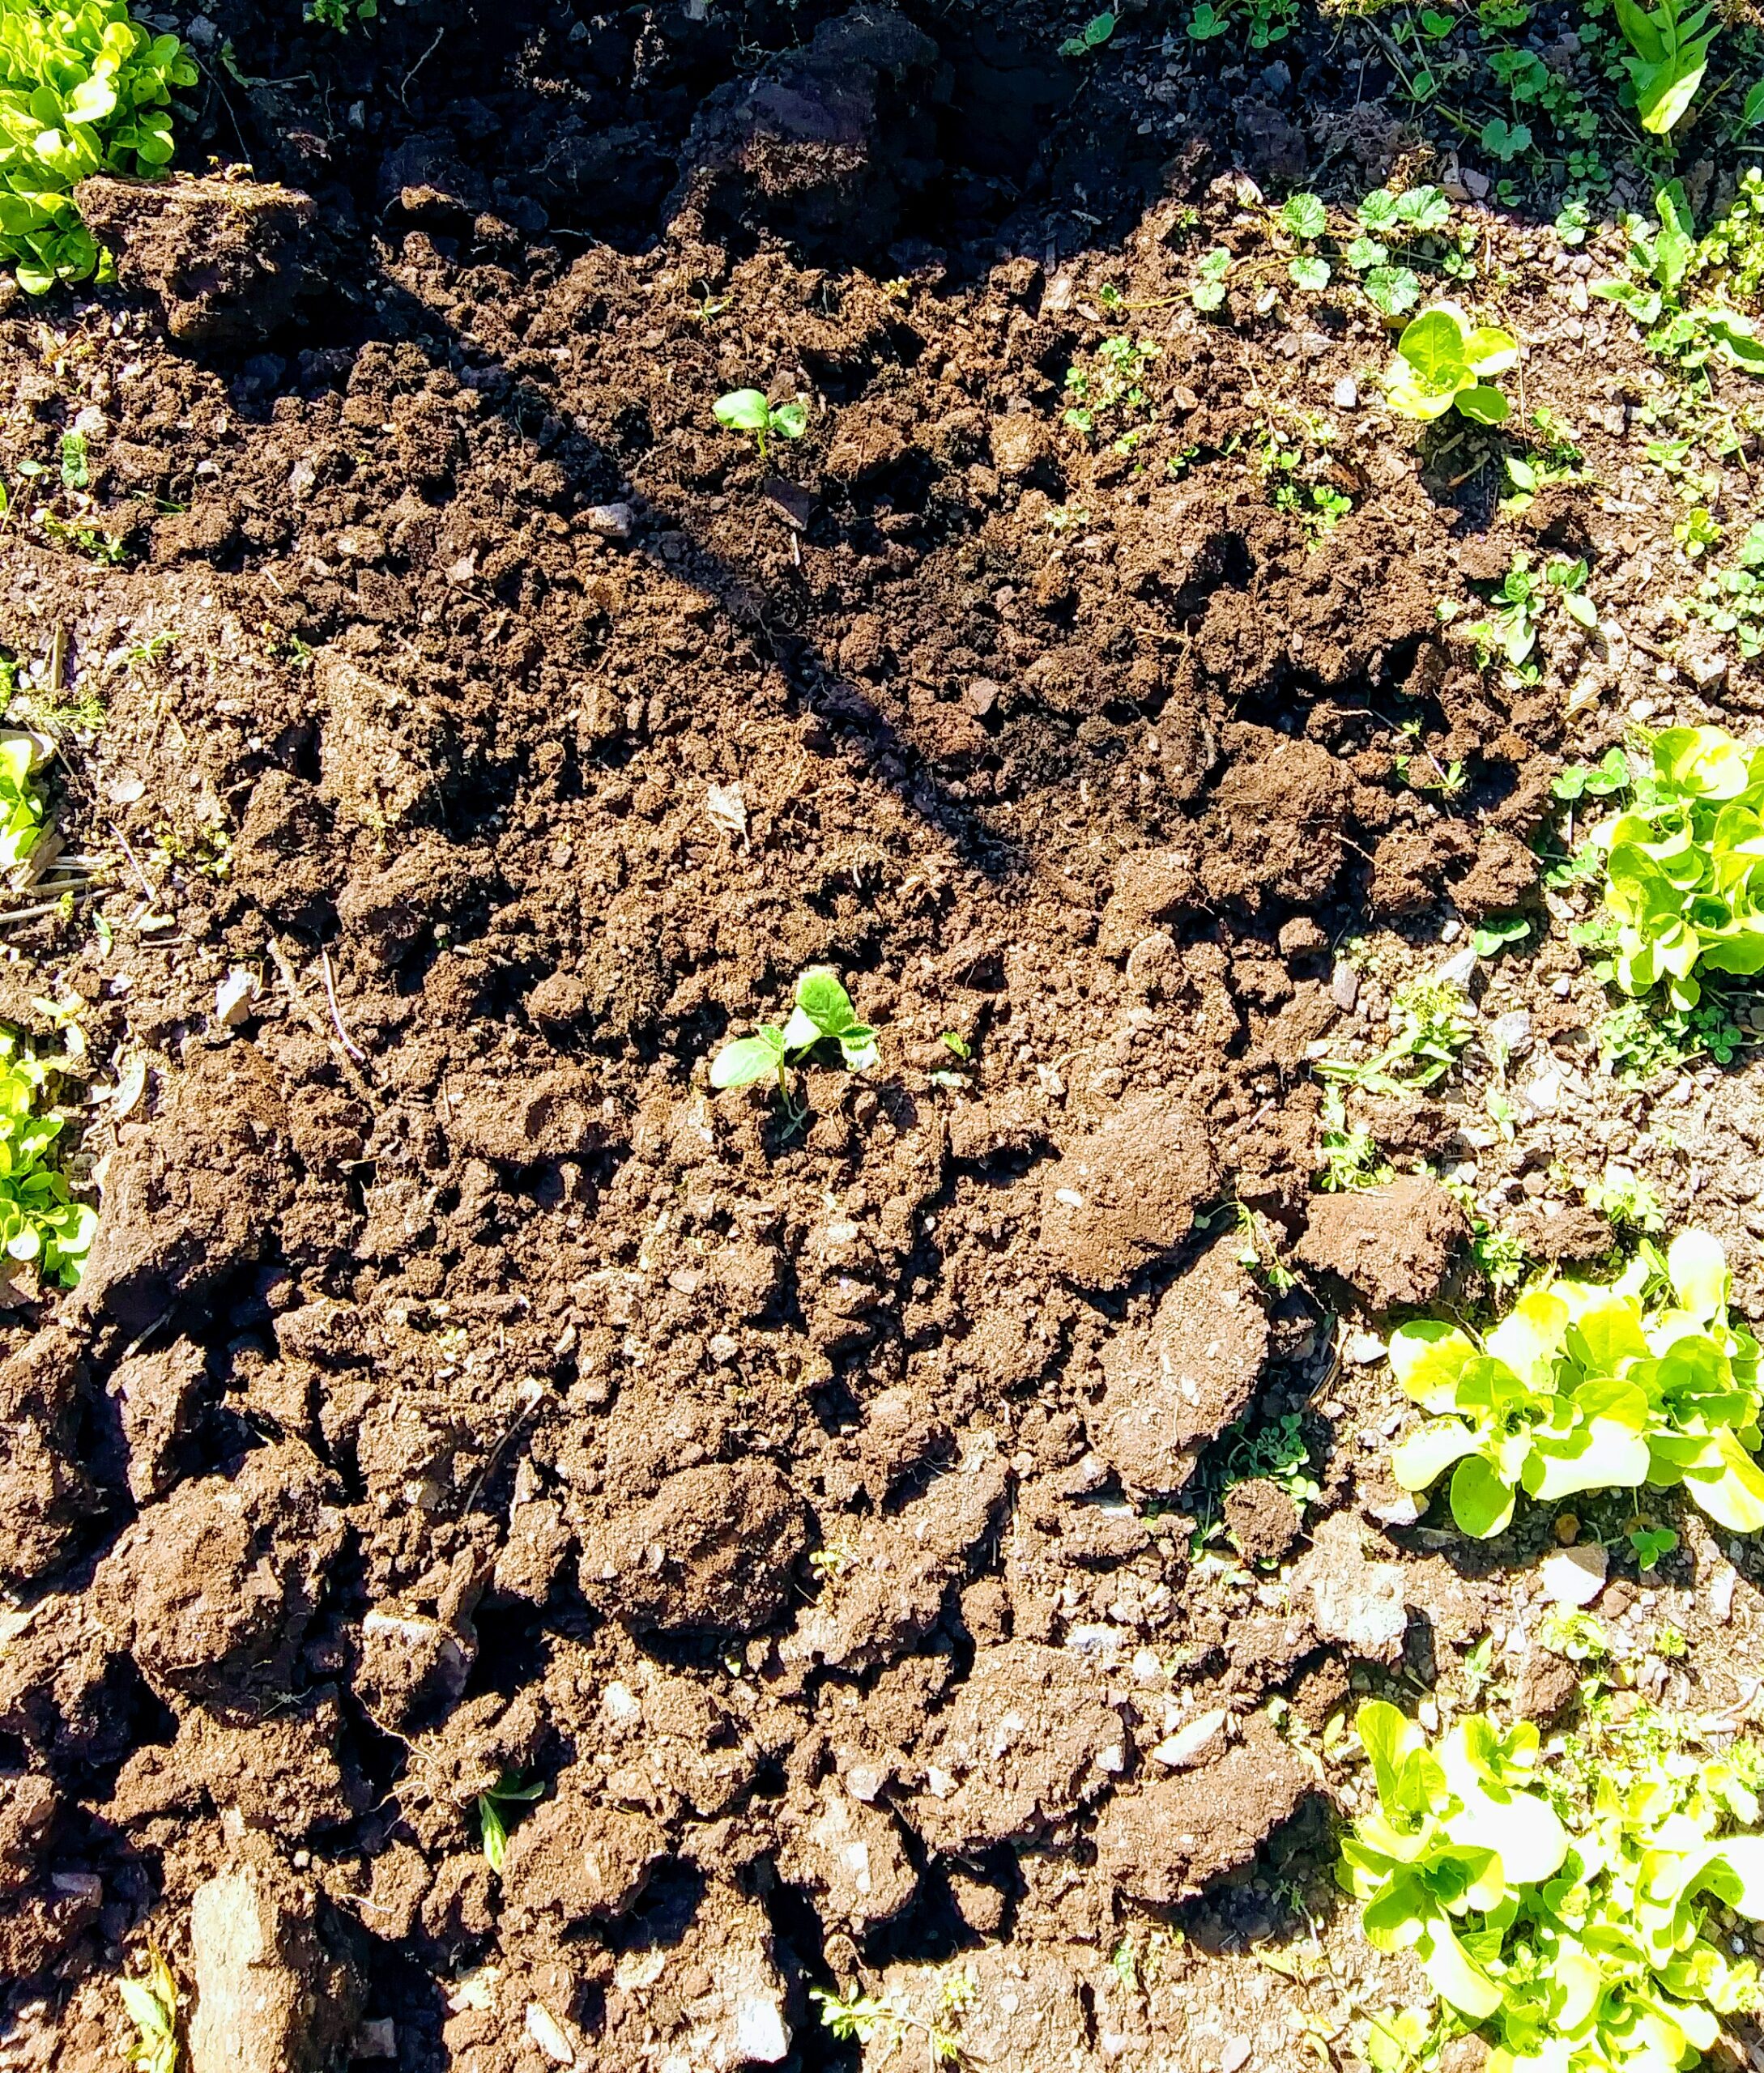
1332, 375, 1358, 410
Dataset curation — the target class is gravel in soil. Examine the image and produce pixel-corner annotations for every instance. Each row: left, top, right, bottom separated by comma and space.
3, 0, 1764, 2069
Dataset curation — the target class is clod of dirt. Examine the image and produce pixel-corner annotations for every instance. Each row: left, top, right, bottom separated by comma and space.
100, 1441, 343, 1708
1091, 1241, 1268, 1497
75, 174, 314, 347
1223, 1478, 1303, 1566
1206, 734, 1357, 906
1511, 1203, 1615, 1265
231, 774, 343, 931
314, 649, 445, 832
0, 1772, 92, 1984
109, 1336, 206, 1502
784, 1450, 1009, 1670
75, 1050, 300, 1336
914, 1641, 1127, 1852
499, 1785, 667, 1936
1515, 1641, 1583, 1725
188, 1841, 362, 2073
1039, 1093, 1218, 1290
1093, 1713, 1311, 1903
1450, 828, 1540, 922
780, 1781, 918, 1928
1289, 1512, 1408, 1663
0, 1326, 97, 1587
1294, 1176, 1470, 1311
1097, 849, 1202, 961
444, 1067, 619, 1165
671, 2, 942, 251
577, 1460, 809, 1637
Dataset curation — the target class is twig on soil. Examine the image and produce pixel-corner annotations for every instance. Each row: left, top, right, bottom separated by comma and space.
0, 896, 89, 927
266, 936, 380, 1109
399, 23, 445, 107
321, 947, 367, 1063
107, 820, 159, 904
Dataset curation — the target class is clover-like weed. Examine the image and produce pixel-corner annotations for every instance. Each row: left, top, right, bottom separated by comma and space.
1315, 977, 1474, 1097
1388, 1228, 1764, 1539
713, 389, 808, 462
709, 968, 878, 1121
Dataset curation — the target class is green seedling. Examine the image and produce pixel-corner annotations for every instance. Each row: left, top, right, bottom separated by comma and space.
1280, 191, 1330, 290
1611, 0, 1715, 133
1629, 1523, 1678, 1569
476, 1771, 543, 1872
710, 968, 878, 1120
1063, 334, 1157, 445
713, 389, 808, 462
1689, 521, 1764, 660
1384, 304, 1519, 424
813, 1986, 965, 2064
1561, 722, 1764, 1011
1584, 1160, 1664, 1232
1470, 916, 1529, 959
58, 429, 88, 489
117, 1944, 179, 2073
1343, 1697, 1764, 2069
1596, 183, 1764, 379
1316, 1087, 1393, 1192
1059, 9, 1115, 53
1387, 1228, 1764, 1538
1315, 977, 1473, 1097
306, 0, 377, 28
0, 0, 195, 293
1191, 247, 1232, 313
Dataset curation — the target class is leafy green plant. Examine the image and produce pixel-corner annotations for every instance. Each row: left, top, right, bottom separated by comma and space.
117, 1944, 179, 2073
1629, 1523, 1678, 1569
713, 389, 808, 462
1596, 183, 1764, 379
709, 968, 878, 1121
0, 730, 47, 876
1344, 1697, 1764, 2072
475, 1771, 543, 1872
1315, 977, 1474, 1096
0, 0, 195, 294
1280, 191, 1330, 289
1387, 1228, 1764, 1537
1562, 723, 1764, 1010
1583, 1160, 1664, 1233
305, 0, 377, 29
1610, 0, 1715, 133
1226, 1409, 1321, 1505
1191, 246, 1232, 313
1687, 520, 1764, 660
1384, 304, 1518, 424
0, 1024, 97, 1285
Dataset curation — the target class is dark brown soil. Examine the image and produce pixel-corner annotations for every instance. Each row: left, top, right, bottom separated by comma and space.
1, 0, 1763, 2067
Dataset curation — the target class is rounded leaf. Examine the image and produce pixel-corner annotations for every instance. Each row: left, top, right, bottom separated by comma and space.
1453, 384, 1510, 425
709, 1031, 782, 1090
1448, 1453, 1516, 1538
714, 389, 772, 434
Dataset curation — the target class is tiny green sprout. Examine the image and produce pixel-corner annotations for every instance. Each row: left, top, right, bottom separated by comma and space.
476, 1771, 544, 1873
1470, 915, 1529, 959
118, 1945, 179, 2073
1059, 8, 1115, 53
713, 389, 808, 462
710, 968, 878, 1118
58, 430, 89, 490
1629, 1524, 1679, 1569
1384, 303, 1518, 424
940, 1030, 973, 1060
1652, 1619, 1688, 1657
1187, 2, 1231, 35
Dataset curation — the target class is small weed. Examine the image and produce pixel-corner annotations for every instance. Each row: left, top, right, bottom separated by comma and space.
1063, 334, 1157, 448
1316, 1087, 1393, 1192
1226, 1411, 1322, 1506
813, 1985, 966, 2065
1610, 0, 1715, 133
117, 1945, 179, 2073
1191, 247, 1233, 313
1628, 1523, 1679, 1569
1686, 519, 1764, 660
306, 0, 378, 28
714, 389, 808, 462
475, 1772, 543, 1872
1315, 976, 1474, 1096
1059, 9, 1115, 56
58, 429, 88, 489
1583, 1160, 1664, 1232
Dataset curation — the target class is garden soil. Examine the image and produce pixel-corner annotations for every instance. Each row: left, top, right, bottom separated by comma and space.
1, 0, 1764, 2068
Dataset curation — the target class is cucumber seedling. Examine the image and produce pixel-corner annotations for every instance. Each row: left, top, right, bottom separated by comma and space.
710, 968, 878, 1122
713, 389, 808, 462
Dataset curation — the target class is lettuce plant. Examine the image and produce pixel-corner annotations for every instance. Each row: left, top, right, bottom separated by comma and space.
0, 1025, 96, 1284
1344, 1699, 1764, 2073
1384, 303, 1519, 424
0, 0, 196, 294
1388, 1229, 1764, 1537
1562, 724, 1764, 1010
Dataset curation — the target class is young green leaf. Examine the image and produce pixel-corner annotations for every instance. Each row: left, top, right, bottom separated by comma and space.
1289, 255, 1331, 291
714, 389, 773, 435
1281, 192, 1327, 241
709, 1027, 786, 1090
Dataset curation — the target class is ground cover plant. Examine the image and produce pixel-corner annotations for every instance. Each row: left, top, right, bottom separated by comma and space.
8, 0, 1764, 2062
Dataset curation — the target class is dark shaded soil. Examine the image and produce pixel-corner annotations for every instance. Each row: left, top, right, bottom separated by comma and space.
1, 0, 1763, 2067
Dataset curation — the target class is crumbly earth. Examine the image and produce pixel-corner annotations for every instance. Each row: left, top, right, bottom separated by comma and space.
1, 0, 1764, 2069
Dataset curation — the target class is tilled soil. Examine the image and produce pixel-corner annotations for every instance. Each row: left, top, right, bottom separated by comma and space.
4, 0, 1764, 2068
